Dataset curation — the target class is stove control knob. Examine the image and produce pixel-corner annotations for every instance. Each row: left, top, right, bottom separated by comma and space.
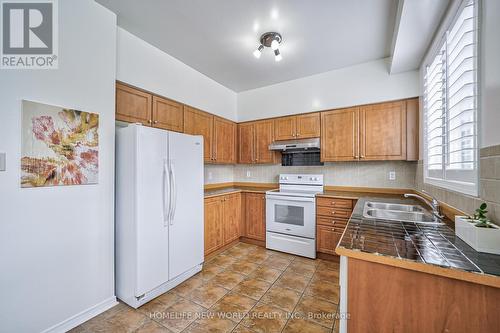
285, 177, 288, 180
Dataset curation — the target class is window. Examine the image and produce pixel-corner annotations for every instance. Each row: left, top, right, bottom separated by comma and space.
423, 0, 479, 196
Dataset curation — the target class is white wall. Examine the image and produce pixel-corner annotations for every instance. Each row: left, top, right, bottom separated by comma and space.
237, 58, 420, 122
481, 0, 500, 148
0, 1, 117, 332
116, 28, 237, 121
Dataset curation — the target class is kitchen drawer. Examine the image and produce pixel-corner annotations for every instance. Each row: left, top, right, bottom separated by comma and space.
317, 197, 353, 209
317, 216, 348, 228
317, 206, 352, 219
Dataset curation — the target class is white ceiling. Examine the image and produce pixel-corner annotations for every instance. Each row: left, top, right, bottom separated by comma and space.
390, 0, 449, 74
97, 0, 398, 92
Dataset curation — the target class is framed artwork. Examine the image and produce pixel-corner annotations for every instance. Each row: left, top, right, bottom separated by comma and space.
21, 100, 99, 187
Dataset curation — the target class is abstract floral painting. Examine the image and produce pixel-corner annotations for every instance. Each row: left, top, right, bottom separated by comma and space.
21, 100, 99, 187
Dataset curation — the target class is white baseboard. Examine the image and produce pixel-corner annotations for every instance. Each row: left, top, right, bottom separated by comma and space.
41, 296, 118, 333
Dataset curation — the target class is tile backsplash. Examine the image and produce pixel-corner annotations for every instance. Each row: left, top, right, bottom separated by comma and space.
415, 144, 500, 224
205, 161, 417, 189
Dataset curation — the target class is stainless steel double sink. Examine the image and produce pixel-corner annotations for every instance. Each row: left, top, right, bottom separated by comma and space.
362, 201, 443, 224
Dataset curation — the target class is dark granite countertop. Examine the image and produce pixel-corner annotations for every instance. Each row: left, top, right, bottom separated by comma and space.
337, 197, 500, 278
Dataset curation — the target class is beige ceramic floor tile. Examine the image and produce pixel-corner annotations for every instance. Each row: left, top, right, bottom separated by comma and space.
293, 295, 337, 328
198, 263, 225, 281
105, 306, 150, 332
282, 317, 331, 333
138, 293, 181, 316
208, 254, 237, 268
135, 320, 173, 333
248, 266, 282, 284
304, 280, 340, 303
172, 275, 205, 297
210, 270, 247, 289
240, 302, 289, 333
312, 267, 339, 283
259, 285, 301, 312
209, 292, 258, 323
317, 259, 340, 272
186, 282, 229, 308
260, 256, 292, 271
285, 261, 316, 277
274, 271, 311, 292
233, 324, 258, 333
183, 315, 236, 333
293, 256, 320, 266
232, 278, 272, 300
227, 259, 260, 276
156, 298, 206, 333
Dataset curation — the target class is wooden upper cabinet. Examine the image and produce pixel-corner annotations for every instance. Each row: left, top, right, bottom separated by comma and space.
254, 120, 275, 164
244, 193, 266, 241
296, 113, 320, 139
204, 197, 223, 256
238, 123, 255, 164
360, 101, 406, 160
238, 120, 275, 164
274, 113, 320, 141
274, 116, 296, 141
406, 98, 419, 161
116, 82, 152, 125
213, 117, 236, 164
321, 108, 359, 161
184, 106, 214, 163
152, 96, 184, 132
223, 193, 241, 244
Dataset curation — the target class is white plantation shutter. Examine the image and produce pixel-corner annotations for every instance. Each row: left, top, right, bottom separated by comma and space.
424, 0, 479, 196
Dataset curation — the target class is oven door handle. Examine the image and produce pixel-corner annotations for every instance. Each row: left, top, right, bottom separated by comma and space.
266, 195, 315, 203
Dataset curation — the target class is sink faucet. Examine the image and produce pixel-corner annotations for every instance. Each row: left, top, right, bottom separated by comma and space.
404, 190, 444, 219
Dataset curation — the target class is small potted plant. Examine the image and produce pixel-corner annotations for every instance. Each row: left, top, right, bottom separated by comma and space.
455, 203, 500, 254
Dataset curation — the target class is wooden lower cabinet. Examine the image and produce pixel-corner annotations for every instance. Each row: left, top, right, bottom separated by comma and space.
243, 193, 266, 241
347, 258, 500, 332
223, 193, 241, 244
316, 197, 355, 255
316, 225, 342, 255
204, 197, 224, 256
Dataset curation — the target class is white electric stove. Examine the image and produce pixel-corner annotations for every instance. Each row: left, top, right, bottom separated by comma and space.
265, 174, 324, 258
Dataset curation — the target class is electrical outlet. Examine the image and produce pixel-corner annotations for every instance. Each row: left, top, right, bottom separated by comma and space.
389, 171, 396, 181
208, 171, 213, 180
0, 152, 5, 171
246, 170, 251, 178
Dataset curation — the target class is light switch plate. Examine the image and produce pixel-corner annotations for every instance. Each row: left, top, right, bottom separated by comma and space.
0, 152, 5, 171
246, 170, 251, 178
389, 171, 396, 181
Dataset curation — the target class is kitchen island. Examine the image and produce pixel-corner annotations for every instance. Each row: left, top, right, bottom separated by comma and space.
336, 197, 500, 333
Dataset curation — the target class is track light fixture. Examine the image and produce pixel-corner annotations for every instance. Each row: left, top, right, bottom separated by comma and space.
253, 32, 282, 61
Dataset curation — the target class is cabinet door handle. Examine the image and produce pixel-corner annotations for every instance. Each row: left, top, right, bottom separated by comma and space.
148, 119, 152, 124
332, 211, 336, 215
331, 201, 336, 205
154, 120, 158, 124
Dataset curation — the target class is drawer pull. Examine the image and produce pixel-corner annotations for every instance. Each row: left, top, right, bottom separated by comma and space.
332, 211, 336, 214
331, 201, 336, 205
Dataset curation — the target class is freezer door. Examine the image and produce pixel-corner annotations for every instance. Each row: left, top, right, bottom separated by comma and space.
167, 131, 204, 280
135, 126, 170, 297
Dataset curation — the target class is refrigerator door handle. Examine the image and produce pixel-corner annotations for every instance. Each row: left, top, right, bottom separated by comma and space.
169, 161, 177, 225
163, 159, 171, 227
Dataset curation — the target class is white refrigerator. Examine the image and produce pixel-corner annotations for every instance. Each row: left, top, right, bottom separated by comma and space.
115, 124, 204, 308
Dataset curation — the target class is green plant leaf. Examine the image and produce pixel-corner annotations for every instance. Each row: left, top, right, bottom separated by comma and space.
480, 202, 488, 210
